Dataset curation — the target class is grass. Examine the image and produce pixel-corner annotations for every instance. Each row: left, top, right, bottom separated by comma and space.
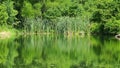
0, 25, 19, 39
0, 16, 91, 38
22, 17, 90, 36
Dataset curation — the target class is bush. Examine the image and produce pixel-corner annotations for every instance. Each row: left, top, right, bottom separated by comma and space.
104, 20, 120, 35
90, 23, 101, 34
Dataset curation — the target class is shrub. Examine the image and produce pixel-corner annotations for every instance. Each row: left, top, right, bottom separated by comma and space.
104, 20, 120, 35
90, 23, 101, 34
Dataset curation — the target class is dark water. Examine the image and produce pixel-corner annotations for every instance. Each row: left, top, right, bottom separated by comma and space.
0, 35, 120, 68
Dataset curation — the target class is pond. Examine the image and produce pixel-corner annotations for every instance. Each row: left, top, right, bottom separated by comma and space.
0, 35, 120, 68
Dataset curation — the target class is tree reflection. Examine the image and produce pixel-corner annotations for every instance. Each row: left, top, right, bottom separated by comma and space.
0, 35, 120, 68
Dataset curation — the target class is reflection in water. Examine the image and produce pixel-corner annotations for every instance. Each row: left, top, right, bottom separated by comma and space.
0, 35, 120, 68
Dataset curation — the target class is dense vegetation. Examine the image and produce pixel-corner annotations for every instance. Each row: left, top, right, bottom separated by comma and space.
0, 0, 120, 35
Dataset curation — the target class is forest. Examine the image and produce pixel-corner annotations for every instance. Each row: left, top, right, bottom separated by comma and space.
0, 0, 120, 35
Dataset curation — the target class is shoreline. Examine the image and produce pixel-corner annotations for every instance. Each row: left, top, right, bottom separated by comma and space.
0, 30, 119, 40
0, 31, 11, 39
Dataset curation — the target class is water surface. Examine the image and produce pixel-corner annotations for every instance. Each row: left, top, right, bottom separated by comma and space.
0, 35, 120, 68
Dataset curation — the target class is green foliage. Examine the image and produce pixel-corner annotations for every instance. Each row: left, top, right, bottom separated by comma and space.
0, 0, 17, 26
104, 20, 120, 34
0, 3, 8, 25
33, 3, 42, 17
21, 1, 35, 18
90, 23, 101, 34
90, 0, 120, 34
5, 1, 18, 24
0, 0, 120, 35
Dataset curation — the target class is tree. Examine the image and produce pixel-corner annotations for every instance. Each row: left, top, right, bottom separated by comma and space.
5, 0, 18, 25
0, 3, 8, 25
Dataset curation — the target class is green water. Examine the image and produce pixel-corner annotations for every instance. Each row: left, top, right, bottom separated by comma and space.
0, 35, 120, 68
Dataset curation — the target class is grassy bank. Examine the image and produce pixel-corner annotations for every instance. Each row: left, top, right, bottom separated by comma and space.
0, 25, 19, 39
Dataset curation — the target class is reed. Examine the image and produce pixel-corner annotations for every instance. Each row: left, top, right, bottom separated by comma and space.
23, 16, 90, 35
